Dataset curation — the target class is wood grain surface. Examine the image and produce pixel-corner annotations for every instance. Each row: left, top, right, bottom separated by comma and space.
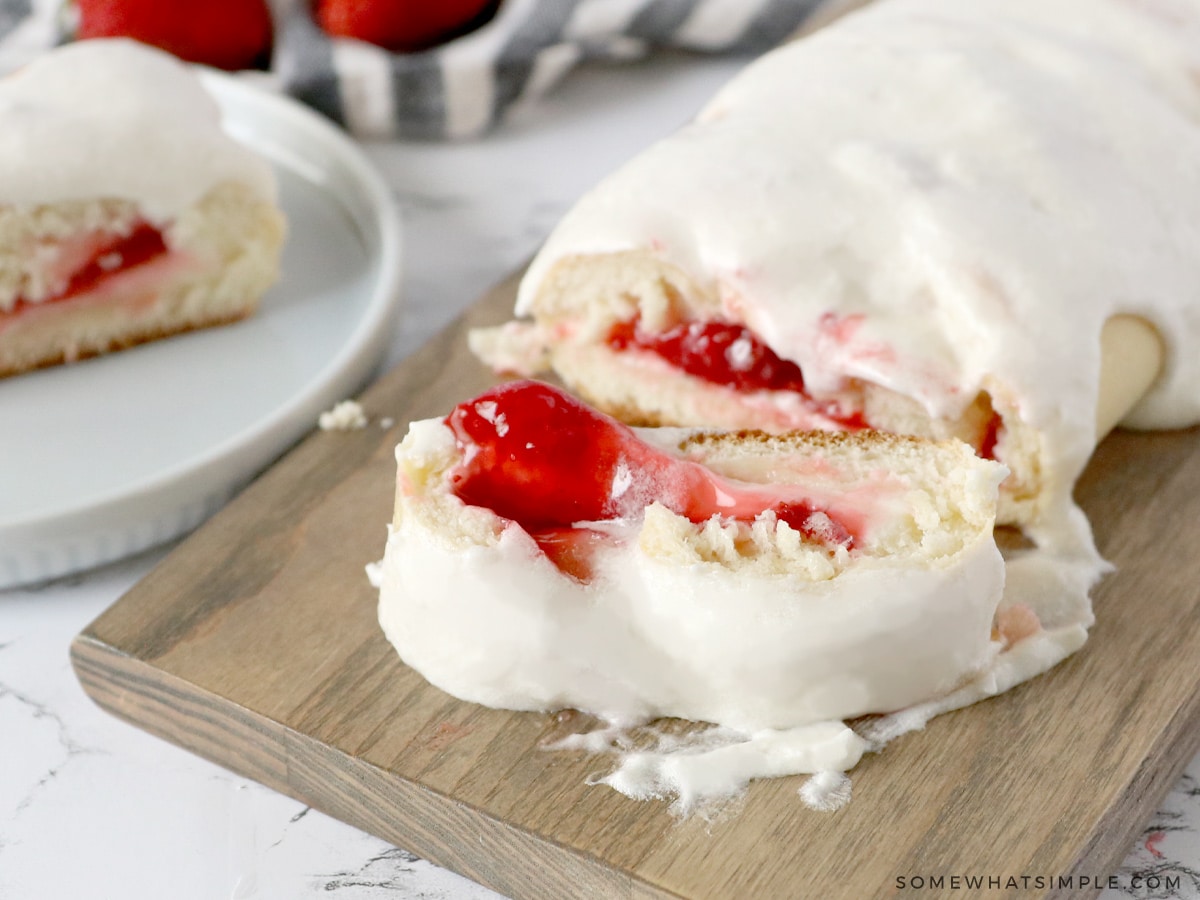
72, 271, 1200, 900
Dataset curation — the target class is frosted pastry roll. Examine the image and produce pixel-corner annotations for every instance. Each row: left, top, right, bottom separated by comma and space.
472, 0, 1200, 544
0, 40, 285, 377
376, 380, 1008, 731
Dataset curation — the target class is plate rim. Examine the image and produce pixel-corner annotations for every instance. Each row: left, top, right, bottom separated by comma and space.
0, 70, 403, 586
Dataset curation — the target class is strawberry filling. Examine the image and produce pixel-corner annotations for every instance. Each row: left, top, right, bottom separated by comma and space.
608, 318, 807, 393
6, 222, 169, 316
978, 410, 1003, 461
445, 380, 856, 580
606, 316, 1004, 465
607, 317, 868, 430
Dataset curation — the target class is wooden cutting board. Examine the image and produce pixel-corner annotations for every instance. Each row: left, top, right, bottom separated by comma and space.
71, 271, 1200, 900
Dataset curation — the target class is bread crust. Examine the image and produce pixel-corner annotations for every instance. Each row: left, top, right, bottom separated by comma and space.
0, 308, 253, 378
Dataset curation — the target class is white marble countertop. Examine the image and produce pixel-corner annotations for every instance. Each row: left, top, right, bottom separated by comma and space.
1, 52, 1198, 900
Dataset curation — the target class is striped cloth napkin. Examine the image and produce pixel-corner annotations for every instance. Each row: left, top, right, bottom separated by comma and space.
0, 0, 838, 139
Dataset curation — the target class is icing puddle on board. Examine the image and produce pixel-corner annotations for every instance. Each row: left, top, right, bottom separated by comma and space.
524, 613, 1089, 817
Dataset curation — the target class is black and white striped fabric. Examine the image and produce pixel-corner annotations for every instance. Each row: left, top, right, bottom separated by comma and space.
0, 0, 836, 139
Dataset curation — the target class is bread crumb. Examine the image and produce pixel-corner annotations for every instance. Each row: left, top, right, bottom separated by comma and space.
319, 399, 367, 431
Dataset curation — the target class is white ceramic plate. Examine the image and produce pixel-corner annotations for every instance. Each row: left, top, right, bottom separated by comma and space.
0, 71, 402, 589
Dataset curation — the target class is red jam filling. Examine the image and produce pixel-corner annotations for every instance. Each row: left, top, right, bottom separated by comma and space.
607, 317, 868, 430
608, 315, 1004, 465
7, 223, 169, 315
978, 411, 1003, 461
608, 318, 806, 393
445, 380, 856, 580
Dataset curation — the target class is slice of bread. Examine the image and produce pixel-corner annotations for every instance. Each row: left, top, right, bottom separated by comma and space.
0, 40, 285, 377
0, 184, 284, 376
376, 381, 1008, 732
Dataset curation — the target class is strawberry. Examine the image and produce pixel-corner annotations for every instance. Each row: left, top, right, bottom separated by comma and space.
314, 0, 499, 53
75, 0, 274, 71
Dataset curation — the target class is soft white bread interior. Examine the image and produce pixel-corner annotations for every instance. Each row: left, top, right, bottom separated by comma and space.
639, 427, 1006, 580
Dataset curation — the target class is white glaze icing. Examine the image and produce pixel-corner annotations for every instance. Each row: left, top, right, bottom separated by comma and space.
596, 724, 867, 816
517, 0, 1200, 552
0, 40, 276, 220
378, 511, 1004, 729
